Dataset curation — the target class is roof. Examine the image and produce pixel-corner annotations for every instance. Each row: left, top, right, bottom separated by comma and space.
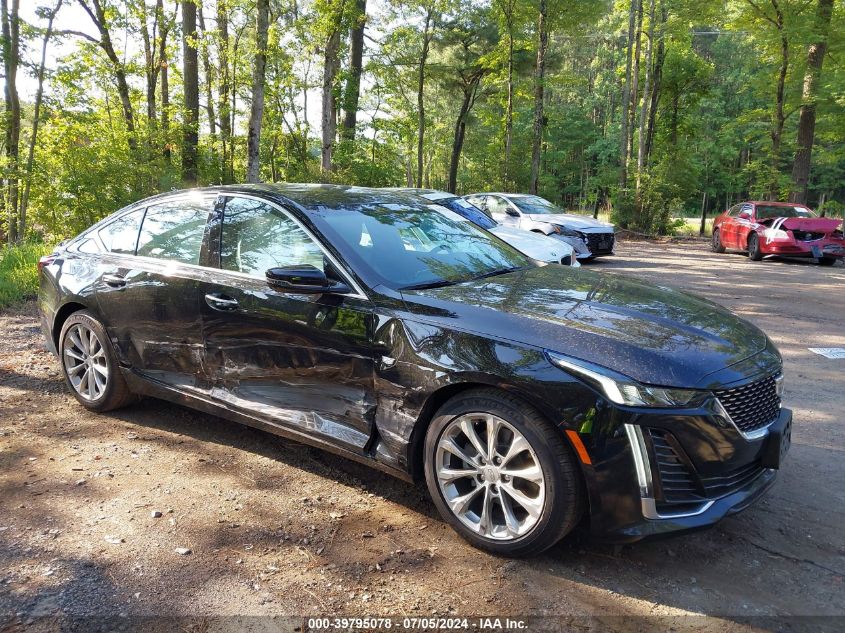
745, 200, 810, 207
155, 183, 427, 213
464, 192, 535, 199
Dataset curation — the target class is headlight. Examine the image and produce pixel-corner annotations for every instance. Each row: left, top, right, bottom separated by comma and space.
546, 351, 709, 408
555, 225, 582, 238
763, 228, 788, 240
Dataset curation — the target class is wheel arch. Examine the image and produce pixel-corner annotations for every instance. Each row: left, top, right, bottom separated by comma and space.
406, 380, 590, 491
52, 301, 93, 351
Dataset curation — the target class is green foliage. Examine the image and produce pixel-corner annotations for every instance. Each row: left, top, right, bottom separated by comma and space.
2, 0, 843, 247
0, 241, 52, 310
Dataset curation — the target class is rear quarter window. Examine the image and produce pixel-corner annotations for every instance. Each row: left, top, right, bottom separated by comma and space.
136, 199, 212, 265
98, 209, 144, 254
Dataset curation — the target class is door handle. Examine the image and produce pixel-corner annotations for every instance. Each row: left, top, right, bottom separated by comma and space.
205, 293, 239, 311
102, 273, 126, 288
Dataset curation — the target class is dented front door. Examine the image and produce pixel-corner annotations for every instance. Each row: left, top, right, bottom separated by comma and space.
200, 195, 376, 453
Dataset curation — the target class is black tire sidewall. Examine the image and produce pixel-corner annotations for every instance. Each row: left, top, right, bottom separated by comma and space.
712, 229, 724, 252
423, 391, 581, 557
748, 234, 762, 260
59, 311, 122, 411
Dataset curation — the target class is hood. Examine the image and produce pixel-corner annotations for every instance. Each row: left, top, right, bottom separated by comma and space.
400, 266, 770, 388
526, 213, 614, 232
490, 225, 573, 262
780, 217, 842, 233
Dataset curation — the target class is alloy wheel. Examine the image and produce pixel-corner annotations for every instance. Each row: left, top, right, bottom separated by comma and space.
435, 413, 546, 541
62, 323, 109, 401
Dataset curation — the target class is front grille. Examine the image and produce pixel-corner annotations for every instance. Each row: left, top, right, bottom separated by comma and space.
791, 230, 825, 242
648, 429, 765, 511
714, 374, 781, 434
585, 232, 615, 254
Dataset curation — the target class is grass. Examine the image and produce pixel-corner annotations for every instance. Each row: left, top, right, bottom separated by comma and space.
0, 241, 53, 310
566, 209, 714, 237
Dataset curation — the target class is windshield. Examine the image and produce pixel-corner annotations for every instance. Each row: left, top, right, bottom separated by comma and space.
311, 203, 530, 289
509, 195, 563, 215
436, 197, 498, 230
756, 205, 814, 220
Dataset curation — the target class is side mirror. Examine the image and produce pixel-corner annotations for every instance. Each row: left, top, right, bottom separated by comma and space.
266, 265, 350, 294
505, 208, 520, 218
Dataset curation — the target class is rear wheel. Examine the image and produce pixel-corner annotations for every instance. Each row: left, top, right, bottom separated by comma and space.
818, 257, 836, 266
423, 389, 584, 557
711, 229, 725, 253
748, 233, 763, 261
59, 310, 135, 412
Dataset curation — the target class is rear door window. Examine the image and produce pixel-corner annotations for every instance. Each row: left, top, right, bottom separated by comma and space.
98, 209, 144, 254
136, 198, 213, 265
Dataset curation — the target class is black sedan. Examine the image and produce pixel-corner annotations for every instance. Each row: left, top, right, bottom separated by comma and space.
38, 184, 791, 556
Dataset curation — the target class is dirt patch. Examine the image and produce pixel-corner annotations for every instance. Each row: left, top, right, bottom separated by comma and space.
1, 242, 843, 629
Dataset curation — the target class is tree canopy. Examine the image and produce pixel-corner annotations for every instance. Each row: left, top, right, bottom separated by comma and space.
2, 0, 843, 242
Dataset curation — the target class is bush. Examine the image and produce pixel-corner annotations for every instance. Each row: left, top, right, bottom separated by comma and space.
0, 241, 53, 310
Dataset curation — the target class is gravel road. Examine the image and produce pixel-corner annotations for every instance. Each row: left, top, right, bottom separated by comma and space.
1, 241, 843, 632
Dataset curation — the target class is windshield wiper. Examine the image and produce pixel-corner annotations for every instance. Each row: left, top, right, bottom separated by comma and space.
466, 266, 525, 282
400, 279, 459, 291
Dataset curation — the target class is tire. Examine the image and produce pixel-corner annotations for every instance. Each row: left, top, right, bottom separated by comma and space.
423, 388, 584, 557
748, 233, 763, 261
818, 257, 836, 267
58, 310, 135, 412
711, 229, 725, 253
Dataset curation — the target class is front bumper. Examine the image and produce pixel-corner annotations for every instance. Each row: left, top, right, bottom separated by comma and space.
761, 236, 845, 258
586, 405, 791, 543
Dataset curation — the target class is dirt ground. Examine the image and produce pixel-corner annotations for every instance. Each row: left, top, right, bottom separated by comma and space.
1, 241, 843, 632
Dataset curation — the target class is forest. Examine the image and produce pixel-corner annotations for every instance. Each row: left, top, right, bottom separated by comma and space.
1, 0, 844, 248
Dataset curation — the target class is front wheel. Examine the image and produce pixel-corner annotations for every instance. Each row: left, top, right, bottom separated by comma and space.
423, 389, 584, 557
748, 233, 763, 261
818, 257, 836, 267
712, 229, 726, 253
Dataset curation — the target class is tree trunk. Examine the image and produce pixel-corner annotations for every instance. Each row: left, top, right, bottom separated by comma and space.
635, 0, 656, 193
20, 0, 62, 227
416, 9, 433, 187
321, 21, 342, 173
629, 0, 643, 163
217, 0, 232, 182
161, 27, 171, 164
619, 0, 640, 189
789, 0, 833, 204
448, 76, 482, 193
529, 0, 548, 195
769, 0, 788, 197
699, 190, 708, 236
198, 3, 216, 139
2, 0, 20, 243
246, 0, 270, 183
139, 0, 155, 124
182, 0, 199, 185
79, 0, 137, 151
502, 0, 515, 184
2, 0, 21, 240
643, 4, 666, 166
341, 0, 366, 140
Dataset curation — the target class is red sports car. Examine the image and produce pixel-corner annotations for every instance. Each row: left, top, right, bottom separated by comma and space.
712, 201, 845, 266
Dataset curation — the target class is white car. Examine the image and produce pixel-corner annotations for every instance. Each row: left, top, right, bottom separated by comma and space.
390, 189, 579, 267
463, 192, 616, 258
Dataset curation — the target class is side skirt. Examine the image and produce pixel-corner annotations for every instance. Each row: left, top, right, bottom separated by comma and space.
121, 369, 414, 483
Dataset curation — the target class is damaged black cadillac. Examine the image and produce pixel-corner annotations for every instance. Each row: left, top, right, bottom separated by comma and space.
38, 184, 792, 556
